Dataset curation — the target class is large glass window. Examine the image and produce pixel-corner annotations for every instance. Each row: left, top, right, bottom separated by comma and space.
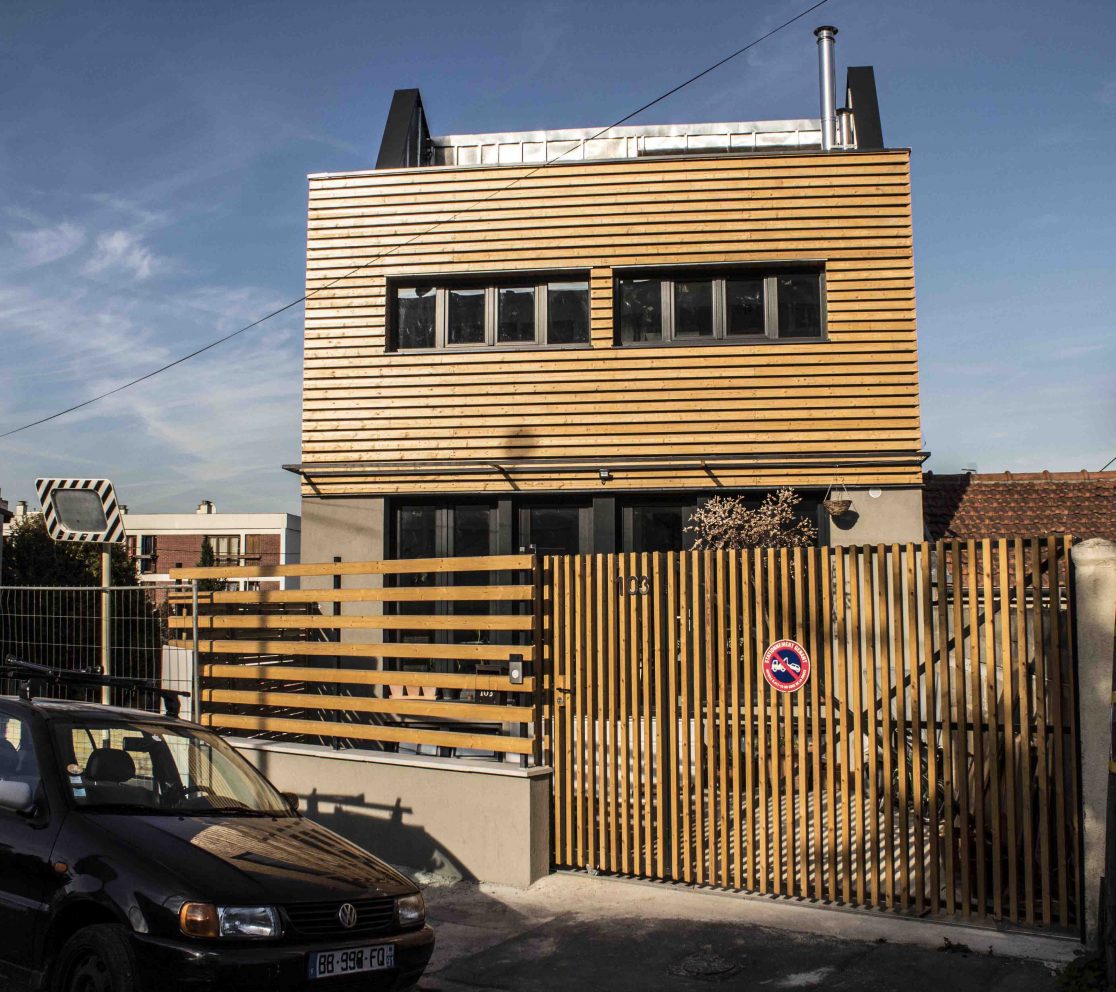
776, 274, 823, 338
396, 286, 436, 349
726, 277, 765, 336
392, 276, 590, 350
447, 287, 486, 346
520, 505, 589, 555
618, 278, 663, 343
546, 281, 589, 344
621, 502, 696, 553
616, 269, 824, 343
673, 279, 714, 338
497, 286, 535, 344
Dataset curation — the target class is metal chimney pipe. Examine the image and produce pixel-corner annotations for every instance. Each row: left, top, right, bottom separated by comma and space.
814, 25, 838, 151
837, 107, 854, 149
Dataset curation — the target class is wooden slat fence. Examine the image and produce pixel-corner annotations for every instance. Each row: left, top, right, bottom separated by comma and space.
549, 538, 1082, 929
168, 554, 546, 762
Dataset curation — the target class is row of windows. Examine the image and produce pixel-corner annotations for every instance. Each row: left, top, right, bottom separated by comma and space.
393, 498, 822, 558
618, 272, 822, 343
390, 268, 823, 351
396, 280, 590, 350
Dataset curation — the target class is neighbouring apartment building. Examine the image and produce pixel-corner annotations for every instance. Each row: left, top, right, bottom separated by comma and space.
0, 490, 11, 576
122, 501, 301, 588
288, 26, 925, 561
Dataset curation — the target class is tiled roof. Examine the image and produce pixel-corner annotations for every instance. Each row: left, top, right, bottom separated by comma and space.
923, 471, 1116, 542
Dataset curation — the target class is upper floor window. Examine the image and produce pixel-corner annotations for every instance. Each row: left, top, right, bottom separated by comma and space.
391, 276, 590, 351
207, 535, 241, 566
616, 268, 823, 344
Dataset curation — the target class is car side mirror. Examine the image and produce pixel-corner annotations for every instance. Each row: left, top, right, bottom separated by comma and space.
0, 780, 34, 815
281, 791, 300, 812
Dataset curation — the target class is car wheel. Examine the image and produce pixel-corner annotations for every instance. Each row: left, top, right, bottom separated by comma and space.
52, 924, 137, 992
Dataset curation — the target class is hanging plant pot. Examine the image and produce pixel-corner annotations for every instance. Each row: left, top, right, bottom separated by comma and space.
823, 474, 853, 518
823, 498, 853, 518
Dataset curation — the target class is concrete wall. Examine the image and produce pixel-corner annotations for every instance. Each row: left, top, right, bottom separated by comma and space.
235, 740, 551, 889
299, 496, 385, 574
1069, 538, 1116, 949
823, 486, 924, 546
299, 496, 386, 643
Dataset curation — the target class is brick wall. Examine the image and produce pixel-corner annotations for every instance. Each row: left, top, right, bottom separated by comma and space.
142, 533, 285, 575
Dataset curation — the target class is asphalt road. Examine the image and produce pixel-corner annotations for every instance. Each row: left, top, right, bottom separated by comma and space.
420, 877, 1069, 992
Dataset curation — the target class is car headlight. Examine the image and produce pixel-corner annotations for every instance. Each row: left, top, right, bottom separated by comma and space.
395, 893, 425, 928
179, 903, 281, 939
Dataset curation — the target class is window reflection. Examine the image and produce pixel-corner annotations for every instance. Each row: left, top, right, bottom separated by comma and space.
623, 503, 695, 553
447, 288, 485, 345
547, 282, 589, 344
776, 275, 822, 338
726, 278, 764, 336
497, 286, 535, 343
673, 280, 713, 338
396, 287, 436, 349
524, 506, 584, 555
619, 278, 663, 343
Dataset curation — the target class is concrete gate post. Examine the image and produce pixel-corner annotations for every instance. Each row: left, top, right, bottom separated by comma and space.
1069, 538, 1116, 949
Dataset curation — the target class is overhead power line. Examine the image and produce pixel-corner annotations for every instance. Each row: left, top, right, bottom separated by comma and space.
0, 0, 831, 440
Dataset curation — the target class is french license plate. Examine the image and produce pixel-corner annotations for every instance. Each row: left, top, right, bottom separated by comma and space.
308, 944, 395, 980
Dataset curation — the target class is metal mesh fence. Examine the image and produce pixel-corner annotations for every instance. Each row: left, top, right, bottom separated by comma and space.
0, 584, 194, 714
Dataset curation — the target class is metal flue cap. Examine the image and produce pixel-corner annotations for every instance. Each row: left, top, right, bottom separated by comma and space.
814, 25, 838, 38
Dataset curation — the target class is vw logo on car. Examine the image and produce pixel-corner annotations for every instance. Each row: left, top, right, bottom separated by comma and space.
338, 903, 359, 929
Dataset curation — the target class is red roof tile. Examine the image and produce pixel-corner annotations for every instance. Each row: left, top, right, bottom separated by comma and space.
923, 470, 1116, 542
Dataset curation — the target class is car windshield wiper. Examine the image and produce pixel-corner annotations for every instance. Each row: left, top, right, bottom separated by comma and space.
173, 806, 284, 818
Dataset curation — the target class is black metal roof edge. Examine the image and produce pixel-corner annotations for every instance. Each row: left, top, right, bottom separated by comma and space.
375, 88, 432, 170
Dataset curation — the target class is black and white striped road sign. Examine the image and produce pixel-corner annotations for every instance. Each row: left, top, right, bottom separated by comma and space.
34, 478, 126, 544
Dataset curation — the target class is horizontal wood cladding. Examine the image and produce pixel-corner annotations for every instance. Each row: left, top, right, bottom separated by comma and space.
301, 150, 921, 495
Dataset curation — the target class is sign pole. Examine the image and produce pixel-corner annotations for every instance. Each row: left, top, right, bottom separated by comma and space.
100, 547, 112, 704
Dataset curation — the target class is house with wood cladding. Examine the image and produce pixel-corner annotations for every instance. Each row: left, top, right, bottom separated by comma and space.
288, 28, 925, 562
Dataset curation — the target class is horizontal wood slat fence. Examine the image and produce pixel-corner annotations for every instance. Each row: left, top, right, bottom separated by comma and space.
549, 538, 1082, 930
168, 555, 545, 763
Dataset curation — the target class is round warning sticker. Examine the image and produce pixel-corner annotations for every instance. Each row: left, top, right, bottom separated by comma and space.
761, 639, 811, 693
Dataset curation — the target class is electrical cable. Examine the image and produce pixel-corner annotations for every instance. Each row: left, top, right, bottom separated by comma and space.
0, 0, 831, 440
1099, 455, 1115, 472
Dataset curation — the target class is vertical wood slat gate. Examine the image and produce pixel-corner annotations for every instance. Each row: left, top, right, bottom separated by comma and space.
548, 538, 1082, 929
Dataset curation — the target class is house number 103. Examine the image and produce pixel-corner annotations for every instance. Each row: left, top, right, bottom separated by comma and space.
616, 575, 651, 596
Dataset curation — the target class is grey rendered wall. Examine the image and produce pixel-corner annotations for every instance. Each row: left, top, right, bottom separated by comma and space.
299, 496, 386, 643
300, 496, 386, 571
1069, 538, 1116, 949
236, 740, 551, 889
823, 486, 924, 546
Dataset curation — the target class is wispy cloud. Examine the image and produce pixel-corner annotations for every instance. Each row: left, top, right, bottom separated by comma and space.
8, 218, 85, 267
82, 229, 164, 280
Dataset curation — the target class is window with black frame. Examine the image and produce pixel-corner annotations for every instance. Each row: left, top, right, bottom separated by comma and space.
391, 276, 590, 350
519, 504, 591, 556
390, 503, 501, 755
617, 268, 823, 344
620, 502, 697, 553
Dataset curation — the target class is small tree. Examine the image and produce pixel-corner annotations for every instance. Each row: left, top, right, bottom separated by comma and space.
685, 488, 818, 551
196, 537, 226, 592
2, 512, 138, 587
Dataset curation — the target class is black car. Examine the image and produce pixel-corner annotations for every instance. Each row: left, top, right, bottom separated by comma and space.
0, 693, 434, 991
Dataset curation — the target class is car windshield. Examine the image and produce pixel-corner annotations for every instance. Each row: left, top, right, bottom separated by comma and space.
52, 718, 292, 816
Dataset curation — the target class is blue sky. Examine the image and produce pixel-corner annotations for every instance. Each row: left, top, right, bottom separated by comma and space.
1, 0, 1113, 513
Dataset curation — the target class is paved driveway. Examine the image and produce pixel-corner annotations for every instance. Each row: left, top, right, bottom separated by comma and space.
420, 875, 1072, 992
